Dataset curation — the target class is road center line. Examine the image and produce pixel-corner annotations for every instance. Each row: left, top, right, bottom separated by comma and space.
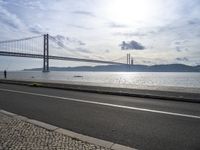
0, 88, 200, 119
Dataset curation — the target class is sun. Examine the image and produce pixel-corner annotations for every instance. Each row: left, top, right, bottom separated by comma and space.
105, 0, 152, 24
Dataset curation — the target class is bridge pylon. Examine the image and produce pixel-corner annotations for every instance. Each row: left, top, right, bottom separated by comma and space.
43, 34, 49, 72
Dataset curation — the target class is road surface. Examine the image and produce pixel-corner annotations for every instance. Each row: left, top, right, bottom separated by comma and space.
0, 83, 200, 150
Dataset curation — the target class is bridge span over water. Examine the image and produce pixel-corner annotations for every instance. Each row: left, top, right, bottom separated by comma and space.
0, 34, 130, 72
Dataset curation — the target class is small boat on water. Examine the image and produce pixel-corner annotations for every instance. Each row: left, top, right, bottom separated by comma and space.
73, 75, 83, 78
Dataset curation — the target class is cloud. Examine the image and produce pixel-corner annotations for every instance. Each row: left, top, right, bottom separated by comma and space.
79, 42, 86, 46
175, 45, 189, 52
0, 5, 24, 30
176, 46, 182, 52
75, 47, 91, 54
49, 34, 90, 58
114, 17, 200, 39
68, 24, 93, 30
108, 22, 127, 28
16, 0, 46, 10
49, 35, 65, 49
51, 34, 86, 46
176, 57, 189, 61
154, 18, 200, 39
54, 35, 65, 41
66, 38, 86, 46
120, 40, 145, 50
29, 24, 44, 34
3, 0, 45, 10
56, 40, 65, 48
114, 31, 148, 37
174, 42, 181, 45
142, 60, 152, 64
188, 18, 200, 25
105, 49, 110, 53
72, 11, 95, 17
49, 34, 87, 53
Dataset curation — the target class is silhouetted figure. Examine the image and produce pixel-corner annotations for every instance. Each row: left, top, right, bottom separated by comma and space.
4, 70, 7, 79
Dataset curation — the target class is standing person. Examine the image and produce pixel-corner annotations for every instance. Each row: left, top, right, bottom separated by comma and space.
4, 70, 7, 79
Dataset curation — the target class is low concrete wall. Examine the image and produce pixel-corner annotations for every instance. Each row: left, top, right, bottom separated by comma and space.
0, 79, 200, 103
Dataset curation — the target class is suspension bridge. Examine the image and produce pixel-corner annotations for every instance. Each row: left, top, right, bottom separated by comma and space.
0, 34, 130, 72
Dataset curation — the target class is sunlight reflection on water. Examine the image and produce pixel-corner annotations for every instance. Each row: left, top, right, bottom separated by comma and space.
1, 71, 200, 89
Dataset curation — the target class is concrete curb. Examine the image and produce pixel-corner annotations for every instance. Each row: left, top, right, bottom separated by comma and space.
0, 109, 137, 150
56, 128, 114, 148
26, 119, 59, 131
0, 79, 200, 103
0, 109, 17, 117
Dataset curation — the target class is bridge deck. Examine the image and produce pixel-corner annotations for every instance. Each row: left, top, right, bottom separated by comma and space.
0, 51, 124, 65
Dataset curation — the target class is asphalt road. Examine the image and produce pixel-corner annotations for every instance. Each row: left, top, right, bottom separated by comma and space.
0, 83, 200, 150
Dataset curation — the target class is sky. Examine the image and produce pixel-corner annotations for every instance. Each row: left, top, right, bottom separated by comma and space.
0, 0, 200, 70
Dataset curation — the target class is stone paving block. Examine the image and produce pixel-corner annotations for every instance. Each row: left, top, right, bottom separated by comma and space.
79, 135, 114, 149
56, 128, 114, 148
0, 113, 111, 150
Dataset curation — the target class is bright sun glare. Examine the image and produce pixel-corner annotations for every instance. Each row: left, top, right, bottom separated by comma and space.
106, 0, 152, 24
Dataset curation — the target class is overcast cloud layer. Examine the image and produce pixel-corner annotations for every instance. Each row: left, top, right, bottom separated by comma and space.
0, 0, 200, 69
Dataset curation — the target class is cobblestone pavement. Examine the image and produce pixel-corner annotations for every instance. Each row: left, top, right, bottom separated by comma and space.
0, 113, 110, 150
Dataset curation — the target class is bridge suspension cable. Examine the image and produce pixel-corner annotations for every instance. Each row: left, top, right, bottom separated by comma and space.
49, 35, 87, 58
0, 35, 43, 44
111, 56, 127, 62
0, 34, 126, 71
0, 35, 43, 55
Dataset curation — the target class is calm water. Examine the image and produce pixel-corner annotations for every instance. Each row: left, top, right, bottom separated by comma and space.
0, 71, 200, 89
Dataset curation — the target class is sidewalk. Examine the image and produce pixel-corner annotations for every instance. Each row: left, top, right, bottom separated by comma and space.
0, 113, 109, 150
0, 110, 135, 150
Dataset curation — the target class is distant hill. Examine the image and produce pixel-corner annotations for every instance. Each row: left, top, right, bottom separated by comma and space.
24, 64, 200, 72
194, 65, 200, 71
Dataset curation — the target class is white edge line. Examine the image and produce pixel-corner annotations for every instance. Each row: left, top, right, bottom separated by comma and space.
0, 88, 200, 119
0, 109, 137, 150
